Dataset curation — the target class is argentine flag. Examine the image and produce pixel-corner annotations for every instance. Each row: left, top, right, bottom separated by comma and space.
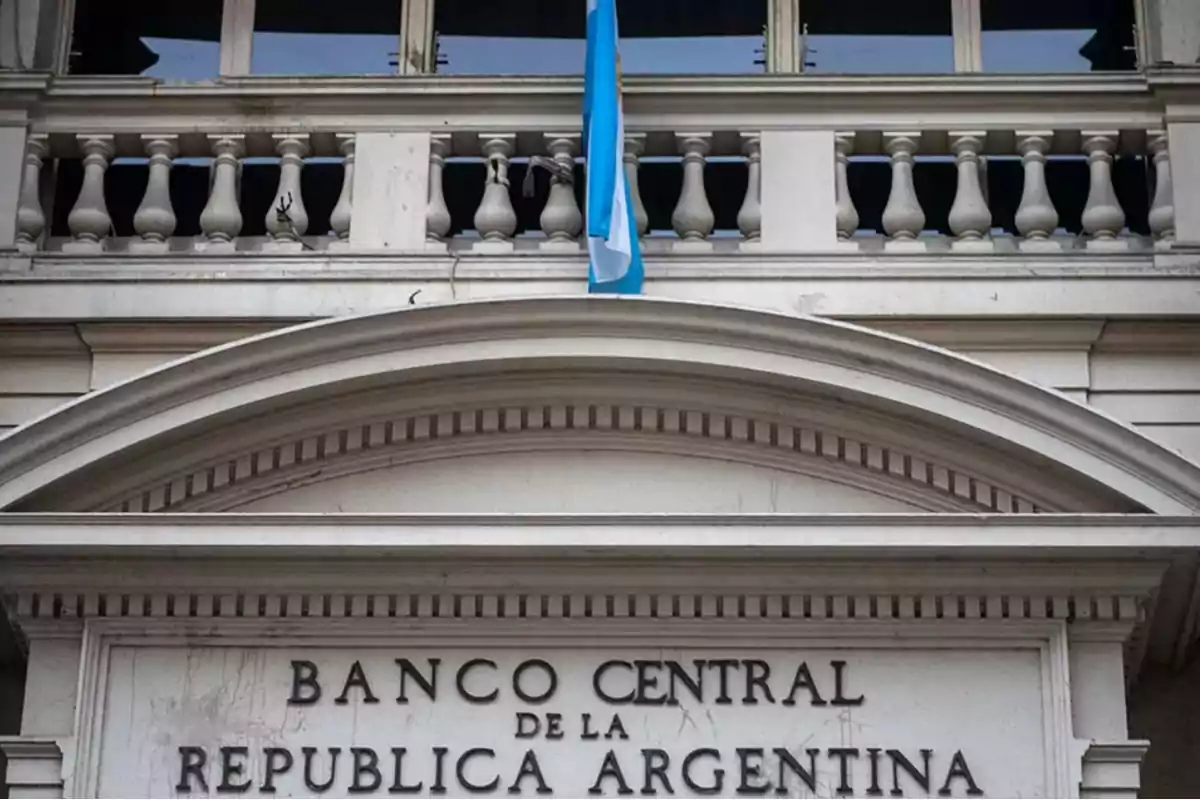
584, 0, 644, 294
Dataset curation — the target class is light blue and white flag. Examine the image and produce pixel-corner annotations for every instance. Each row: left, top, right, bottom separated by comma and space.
584, 0, 644, 294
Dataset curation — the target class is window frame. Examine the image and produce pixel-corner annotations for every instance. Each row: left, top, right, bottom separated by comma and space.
792, 0, 1150, 75
53, 0, 1151, 78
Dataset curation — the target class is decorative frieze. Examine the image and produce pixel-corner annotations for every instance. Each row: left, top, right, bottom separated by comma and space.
5, 589, 1146, 624
97, 400, 1047, 515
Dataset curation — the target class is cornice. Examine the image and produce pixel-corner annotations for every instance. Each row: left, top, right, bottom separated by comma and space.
0, 325, 86, 356
4, 250, 1172, 277
42, 72, 1154, 98
1094, 321, 1200, 353
19, 73, 1164, 146
0, 297, 1196, 514
4, 253, 1198, 324
858, 320, 1109, 350
74, 321, 290, 353
0, 514, 1179, 593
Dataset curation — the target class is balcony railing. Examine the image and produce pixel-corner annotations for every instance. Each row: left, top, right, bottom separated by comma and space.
6, 73, 1181, 258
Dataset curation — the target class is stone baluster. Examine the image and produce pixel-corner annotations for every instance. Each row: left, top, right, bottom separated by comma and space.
426, 134, 452, 244
328, 134, 355, 248
473, 135, 517, 250
1081, 132, 1126, 249
198, 135, 245, 251
15, 134, 48, 253
64, 135, 114, 253
264, 134, 310, 250
624, 134, 648, 238
1014, 132, 1059, 250
881, 133, 925, 248
539, 134, 582, 249
1147, 130, 1175, 247
737, 133, 762, 245
672, 133, 714, 248
947, 132, 992, 249
131, 135, 178, 253
834, 132, 859, 241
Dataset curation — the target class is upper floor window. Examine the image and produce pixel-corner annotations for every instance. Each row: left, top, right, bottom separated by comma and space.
62, 0, 1140, 79
251, 0, 404, 75
68, 0, 223, 79
798, 0, 955, 74
433, 0, 766, 75
980, 0, 1137, 73
795, 0, 1138, 74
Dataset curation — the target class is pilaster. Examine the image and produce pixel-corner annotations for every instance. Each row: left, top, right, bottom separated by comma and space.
349, 132, 431, 251
1070, 624, 1150, 799
0, 125, 30, 249
0, 739, 64, 799
1144, 0, 1200, 65
760, 130, 837, 251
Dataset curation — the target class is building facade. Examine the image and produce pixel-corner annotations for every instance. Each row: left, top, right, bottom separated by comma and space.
1, 0, 1200, 796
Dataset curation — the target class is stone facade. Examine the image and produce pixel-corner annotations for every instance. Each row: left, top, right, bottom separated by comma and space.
1, 1, 1200, 797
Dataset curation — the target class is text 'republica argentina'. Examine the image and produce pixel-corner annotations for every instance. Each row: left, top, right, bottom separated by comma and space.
174, 656, 985, 797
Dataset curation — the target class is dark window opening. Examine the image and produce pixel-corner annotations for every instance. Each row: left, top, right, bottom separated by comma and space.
433, 0, 766, 75
798, 0, 954, 74
982, 0, 1137, 73
68, 0, 222, 79
251, 0, 403, 75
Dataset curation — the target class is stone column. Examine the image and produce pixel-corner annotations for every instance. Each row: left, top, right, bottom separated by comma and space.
198, 135, 244, 252
131, 135, 178, 253
328, 134, 356, 250
539, 133, 582, 251
624, 134, 648, 238
1081, 132, 1127, 250
948, 131, 992, 250
1014, 131, 1059, 251
14, 133, 48, 253
64, 135, 114, 254
1148, 130, 1175, 248
264, 134, 310, 252
671, 132, 714, 251
834, 132, 859, 242
737, 133, 762, 248
881, 132, 925, 250
0, 605, 83, 799
425, 134, 452, 247
472, 134, 517, 252
1070, 626, 1149, 798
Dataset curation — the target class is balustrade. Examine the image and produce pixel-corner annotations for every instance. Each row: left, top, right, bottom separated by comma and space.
837, 127, 1172, 253
11, 121, 1174, 256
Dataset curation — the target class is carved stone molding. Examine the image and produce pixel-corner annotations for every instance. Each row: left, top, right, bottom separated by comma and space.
2, 297, 1195, 514
99, 398, 1047, 514
7, 589, 1146, 626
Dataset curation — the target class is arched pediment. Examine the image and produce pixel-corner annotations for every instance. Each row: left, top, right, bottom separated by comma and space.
0, 297, 1198, 515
